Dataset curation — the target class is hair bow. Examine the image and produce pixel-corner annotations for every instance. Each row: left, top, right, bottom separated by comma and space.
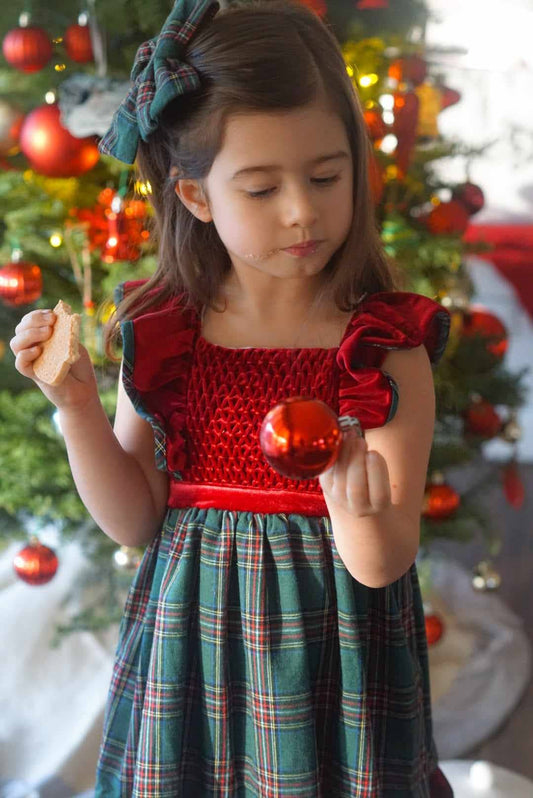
99, 0, 219, 164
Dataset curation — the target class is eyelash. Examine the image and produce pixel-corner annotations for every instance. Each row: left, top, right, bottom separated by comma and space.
246, 175, 341, 199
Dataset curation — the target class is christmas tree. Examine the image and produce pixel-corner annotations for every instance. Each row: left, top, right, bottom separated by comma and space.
0, 0, 526, 632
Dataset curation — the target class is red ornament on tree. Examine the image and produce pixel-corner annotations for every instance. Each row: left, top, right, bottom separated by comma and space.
452, 182, 485, 216
357, 0, 389, 8
426, 200, 470, 236
389, 55, 427, 87
422, 477, 460, 520
297, 0, 327, 17
425, 612, 444, 646
260, 397, 344, 479
64, 17, 93, 63
102, 194, 150, 263
440, 86, 461, 109
364, 107, 386, 142
2, 16, 53, 73
462, 307, 508, 359
464, 397, 502, 438
20, 103, 99, 178
393, 90, 420, 177
13, 539, 58, 585
0, 254, 42, 306
502, 460, 525, 509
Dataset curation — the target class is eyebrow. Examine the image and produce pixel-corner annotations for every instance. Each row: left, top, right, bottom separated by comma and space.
231, 150, 351, 180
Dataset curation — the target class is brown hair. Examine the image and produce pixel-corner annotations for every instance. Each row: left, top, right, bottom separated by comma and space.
109, 0, 398, 338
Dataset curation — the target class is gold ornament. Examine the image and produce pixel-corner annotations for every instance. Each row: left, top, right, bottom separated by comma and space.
500, 414, 522, 444
415, 82, 442, 139
472, 560, 501, 592
113, 545, 144, 573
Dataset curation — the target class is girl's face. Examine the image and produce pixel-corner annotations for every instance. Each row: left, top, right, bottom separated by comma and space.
201, 97, 354, 284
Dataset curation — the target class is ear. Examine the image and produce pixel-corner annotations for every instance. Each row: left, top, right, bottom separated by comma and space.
174, 178, 213, 223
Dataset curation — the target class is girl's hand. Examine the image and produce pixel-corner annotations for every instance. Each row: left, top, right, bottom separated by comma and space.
10, 308, 99, 412
319, 430, 392, 518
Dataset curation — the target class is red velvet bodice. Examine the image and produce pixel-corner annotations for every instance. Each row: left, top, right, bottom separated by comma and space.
117, 282, 449, 515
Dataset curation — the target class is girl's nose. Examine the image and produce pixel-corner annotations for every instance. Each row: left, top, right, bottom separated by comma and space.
281, 185, 319, 229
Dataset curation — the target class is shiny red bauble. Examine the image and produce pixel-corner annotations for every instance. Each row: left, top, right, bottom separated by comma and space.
259, 397, 342, 479
426, 200, 470, 235
0, 259, 42, 306
452, 182, 485, 216
425, 612, 444, 646
422, 482, 460, 521
20, 103, 99, 178
64, 22, 93, 63
389, 55, 427, 87
464, 399, 502, 438
2, 24, 53, 73
13, 540, 58, 585
462, 307, 508, 359
297, 0, 327, 17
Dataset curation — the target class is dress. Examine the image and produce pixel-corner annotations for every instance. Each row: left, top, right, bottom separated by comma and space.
95, 284, 451, 798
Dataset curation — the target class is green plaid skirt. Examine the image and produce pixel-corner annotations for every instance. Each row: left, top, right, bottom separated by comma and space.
95, 507, 437, 797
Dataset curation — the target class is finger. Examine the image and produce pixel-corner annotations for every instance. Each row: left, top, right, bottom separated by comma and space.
14, 309, 54, 336
366, 450, 391, 511
15, 346, 43, 377
10, 324, 54, 355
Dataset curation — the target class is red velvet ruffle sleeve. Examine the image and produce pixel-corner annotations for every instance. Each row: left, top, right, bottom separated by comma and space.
336, 291, 450, 429
116, 280, 197, 476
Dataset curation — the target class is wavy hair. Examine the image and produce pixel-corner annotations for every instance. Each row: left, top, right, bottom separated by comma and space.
108, 0, 398, 338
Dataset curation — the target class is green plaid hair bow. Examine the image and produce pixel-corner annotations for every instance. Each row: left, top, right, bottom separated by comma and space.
99, 0, 219, 164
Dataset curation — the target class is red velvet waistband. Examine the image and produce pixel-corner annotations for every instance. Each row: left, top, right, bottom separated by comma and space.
168, 481, 329, 516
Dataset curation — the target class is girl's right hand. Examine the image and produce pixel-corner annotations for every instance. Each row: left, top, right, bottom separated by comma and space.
10, 308, 100, 412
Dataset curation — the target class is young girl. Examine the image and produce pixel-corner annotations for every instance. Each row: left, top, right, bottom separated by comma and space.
10, 1, 454, 795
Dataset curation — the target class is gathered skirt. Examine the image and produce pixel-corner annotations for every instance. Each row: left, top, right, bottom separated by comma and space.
95, 507, 438, 797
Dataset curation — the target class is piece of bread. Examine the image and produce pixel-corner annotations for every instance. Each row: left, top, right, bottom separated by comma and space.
33, 300, 81, 386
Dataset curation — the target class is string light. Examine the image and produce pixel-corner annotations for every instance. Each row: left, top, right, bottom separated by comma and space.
359, 73, 379, 88
49, 233, 63, 248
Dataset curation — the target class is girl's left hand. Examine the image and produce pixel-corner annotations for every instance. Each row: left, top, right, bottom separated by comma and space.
318, 431, 392, 518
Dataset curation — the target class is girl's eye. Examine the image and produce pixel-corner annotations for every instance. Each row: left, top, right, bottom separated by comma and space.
312, 175, 340, 186
246, 188, 275, 199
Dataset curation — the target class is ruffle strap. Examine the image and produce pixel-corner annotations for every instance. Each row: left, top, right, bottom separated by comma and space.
116, 281, 197, 475
336, 292, 450, 430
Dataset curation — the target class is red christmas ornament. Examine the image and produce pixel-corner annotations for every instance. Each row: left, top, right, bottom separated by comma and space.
440, 86, 461, 110
102, 194, 149, 263
389, 55, 427, 87
2, 21, 53, 73
0, 258, 42, 306
425, 612, 444, 646
422, 481, 460, 520
464, 398, 502, 438
20, 103, 99, 178
452, 182, 485, 216
393, 90, 419, 177
462, 307, 508, 359
260, 397, 343, 479
13, 539, 58, 585
297, 0, 327, 16
502, 461, 525, 509
426, 200, 470, 236
357, 0, 389, 8
364, 107, 386, 142
64, 22, 93, 63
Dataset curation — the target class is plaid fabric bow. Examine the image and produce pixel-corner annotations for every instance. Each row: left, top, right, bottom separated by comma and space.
99, 0, 219, 164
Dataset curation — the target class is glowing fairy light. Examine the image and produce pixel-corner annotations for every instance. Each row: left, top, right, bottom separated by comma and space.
49, 233, 63, 248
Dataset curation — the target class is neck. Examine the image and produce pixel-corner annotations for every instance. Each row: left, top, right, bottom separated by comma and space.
221, 269, 329, 322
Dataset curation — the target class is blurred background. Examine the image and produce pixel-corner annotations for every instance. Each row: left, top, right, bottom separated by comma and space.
0, 1, 532, 796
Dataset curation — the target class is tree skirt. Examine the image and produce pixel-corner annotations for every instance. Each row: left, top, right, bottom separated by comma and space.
427, 555, 532, 758
439, 760, 533, 798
